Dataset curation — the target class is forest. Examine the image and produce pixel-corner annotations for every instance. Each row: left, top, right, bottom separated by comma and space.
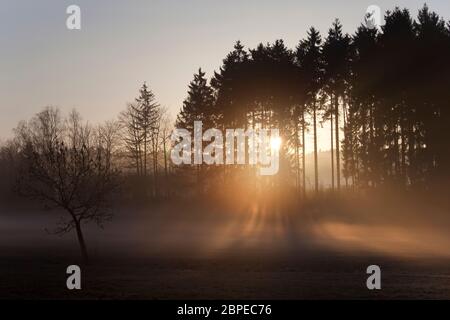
0, 4, 450, 271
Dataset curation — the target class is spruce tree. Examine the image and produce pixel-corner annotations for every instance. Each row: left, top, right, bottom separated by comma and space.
296, 27, 323, 193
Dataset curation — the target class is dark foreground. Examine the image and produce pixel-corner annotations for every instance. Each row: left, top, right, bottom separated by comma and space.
2, 200, 450, 299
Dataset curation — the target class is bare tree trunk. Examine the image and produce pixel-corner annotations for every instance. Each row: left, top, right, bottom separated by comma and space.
335, 95, 341, 191
144, 129, 147, 176
394, 124, 400, 180
369, 105, 377, 186
163, 140, 168, 179
139, 142, 144, 177
330, 95, 335, 191
154, 152, 158, 197
313, 102, 319, 194
302, 110, 306, 198
400, 113, 407, 186
75, 220, 88, 263
342, 97, 349, 188
295, 117, 300, 192
407, 122, 415, 187
135, 151, 140, 176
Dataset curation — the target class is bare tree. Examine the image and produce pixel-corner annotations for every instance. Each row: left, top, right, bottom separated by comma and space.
120, 102, 144, 175
158, 109, 173, 197
15, 107, 120, 262
159, 109, 173, 180
96, 119, 122, 169
120, 84, 164, 198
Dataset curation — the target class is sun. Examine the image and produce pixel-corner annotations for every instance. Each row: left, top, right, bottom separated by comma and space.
270, 136, 282, 151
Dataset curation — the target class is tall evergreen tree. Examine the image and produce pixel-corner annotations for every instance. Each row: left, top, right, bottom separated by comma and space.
322, 19, 351, 191
296, 27, 323, 193
177, 68, 215, 130
176, 68, 215, 190
135, 83, 160, 178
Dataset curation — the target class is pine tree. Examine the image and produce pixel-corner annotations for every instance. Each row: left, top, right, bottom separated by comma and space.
323, 19, 351, 191
177, 68, 215, 130
176, 68, 215, 191
120, 82, 160, 196
296, 27, 323, 193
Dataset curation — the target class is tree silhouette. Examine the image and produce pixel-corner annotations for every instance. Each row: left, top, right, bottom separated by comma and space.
296, 27, 323, 193
15, 107, 119, 262
176, 68, 216, 191
322, 19, 351, 191
120, 83, 162, 196
3, 4, 449, 210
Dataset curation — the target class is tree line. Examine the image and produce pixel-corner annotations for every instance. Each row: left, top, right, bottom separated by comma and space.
0, 87, 171, 261
0, 4, 449, 261
176, 4, 450, 194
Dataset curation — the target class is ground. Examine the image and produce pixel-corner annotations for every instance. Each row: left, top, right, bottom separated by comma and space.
1, 199, 450, 299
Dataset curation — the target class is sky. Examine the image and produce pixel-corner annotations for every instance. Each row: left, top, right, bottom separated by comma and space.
1, 0, 449, 152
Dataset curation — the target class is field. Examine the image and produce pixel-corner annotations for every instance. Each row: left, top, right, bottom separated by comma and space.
2, 195, 450, 299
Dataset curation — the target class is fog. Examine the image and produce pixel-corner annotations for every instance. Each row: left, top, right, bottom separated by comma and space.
2, 190, 450, 260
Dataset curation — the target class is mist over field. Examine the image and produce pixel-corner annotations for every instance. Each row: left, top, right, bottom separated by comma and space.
2, 188, 450, 299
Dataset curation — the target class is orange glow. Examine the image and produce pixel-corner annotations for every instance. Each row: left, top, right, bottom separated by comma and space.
270, 136, 282, 151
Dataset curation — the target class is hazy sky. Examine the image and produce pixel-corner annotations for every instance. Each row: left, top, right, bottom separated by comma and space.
1, 0, 449, 151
